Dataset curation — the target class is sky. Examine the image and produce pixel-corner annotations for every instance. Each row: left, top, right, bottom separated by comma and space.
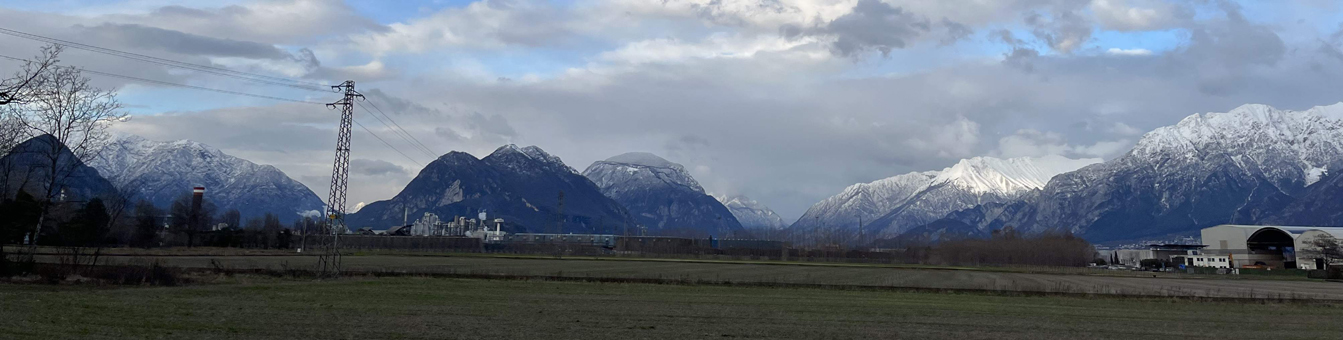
3, 0, 1343, 222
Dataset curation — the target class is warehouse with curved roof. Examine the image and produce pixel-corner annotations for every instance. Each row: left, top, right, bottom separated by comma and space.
1202, 225, 1343, 270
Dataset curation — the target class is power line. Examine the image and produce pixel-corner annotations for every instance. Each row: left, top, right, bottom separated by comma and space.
356, 101, 438, 159
0, 53, 322, 104
353, 119, 422, 167
0, 53, 426, 168
363, 99, 440, 157
0, 26, 330, 90
0, 30, 446, 161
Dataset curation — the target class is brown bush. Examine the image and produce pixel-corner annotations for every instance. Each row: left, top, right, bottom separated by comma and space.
929, 228, 1095, 267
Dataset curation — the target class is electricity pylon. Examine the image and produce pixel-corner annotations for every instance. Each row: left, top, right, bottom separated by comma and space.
319, 80, 363, 276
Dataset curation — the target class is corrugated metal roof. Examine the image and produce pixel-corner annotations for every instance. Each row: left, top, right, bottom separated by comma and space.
1211, 225, 1343, 238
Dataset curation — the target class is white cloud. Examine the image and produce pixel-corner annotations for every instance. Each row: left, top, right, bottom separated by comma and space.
1090, 0, 1190, 31
1108, 122, 1143, 135
597, 33, 821, 65
351, 0, 580, 56
997, 129, 1133, 159
1072, 139, 1134, 158
1107, 47, 1153, 56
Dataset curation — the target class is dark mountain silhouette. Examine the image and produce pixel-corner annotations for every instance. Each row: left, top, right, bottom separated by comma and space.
1, 134, 119, 203
347, 145, 634, 233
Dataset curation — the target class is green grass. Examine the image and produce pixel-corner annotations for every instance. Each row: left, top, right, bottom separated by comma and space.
64, 254, 1343, 300
2, 277, 1341, 340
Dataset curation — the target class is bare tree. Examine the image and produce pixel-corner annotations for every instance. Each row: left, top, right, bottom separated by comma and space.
0, 46, 63, 198
0, 44, 59, 106
170, 193, 216, 247
131, 200, 162, 248
2, 45, 126, 247
1302, 235, 1343, 269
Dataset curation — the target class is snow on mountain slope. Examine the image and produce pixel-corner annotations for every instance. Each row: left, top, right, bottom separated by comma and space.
790, 171, 938, 235
912, 102, 1343, 244
718, 194, 787, 229
933, 155, 1098, 195
791, 155, 1098, 238
583, 152, 742, 235
88, 134, 325, 223
1130, 103, 1343, 186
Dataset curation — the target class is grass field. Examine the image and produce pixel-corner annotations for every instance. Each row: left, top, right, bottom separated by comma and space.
3, 277, 1342, 340
50, 253, 1343, 300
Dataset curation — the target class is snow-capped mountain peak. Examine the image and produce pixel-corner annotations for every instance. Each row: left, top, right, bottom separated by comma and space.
905, 101, 1343, 244
587, 152, 703, 193
791, 154, 1097, 238
1129, 102, 1343, 186
488, 144, 578, 174
932, 155, 1100, 195
88, 134, 325, 223
582, 152, 743, 235
717, 194, 787, 229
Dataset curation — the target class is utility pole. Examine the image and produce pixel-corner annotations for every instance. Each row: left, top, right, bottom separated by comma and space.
556, 191, 566, 253
319, 80, 362, 276
858, 216, 864, 249
555, 191, 565, 235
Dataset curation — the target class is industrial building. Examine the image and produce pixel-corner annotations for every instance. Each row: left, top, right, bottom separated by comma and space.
1201, 225, 1343, 270
1109, 244, 1211, 268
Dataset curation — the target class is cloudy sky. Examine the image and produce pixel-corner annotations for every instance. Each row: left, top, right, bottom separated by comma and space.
3, 0, 1343, 222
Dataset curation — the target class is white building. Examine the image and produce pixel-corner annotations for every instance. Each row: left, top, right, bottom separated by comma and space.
1173, 255, 1232, 268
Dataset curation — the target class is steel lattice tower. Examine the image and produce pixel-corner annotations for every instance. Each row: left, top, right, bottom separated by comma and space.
319, 80, 362, 276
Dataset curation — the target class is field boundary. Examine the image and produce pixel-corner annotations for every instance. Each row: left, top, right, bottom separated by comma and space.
188, 266, 1342, 304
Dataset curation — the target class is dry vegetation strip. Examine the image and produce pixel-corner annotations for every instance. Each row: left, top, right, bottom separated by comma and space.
2, 277, 1341, 340
68, 254, 1343, 300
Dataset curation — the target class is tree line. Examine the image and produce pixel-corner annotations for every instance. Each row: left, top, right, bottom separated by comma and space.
0, 190, 324, 250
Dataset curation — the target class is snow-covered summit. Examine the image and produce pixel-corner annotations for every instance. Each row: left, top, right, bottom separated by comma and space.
88, 134, 325, 223
718, 194, 788, 230
488, 144, 577, 174
585, 152, 703, 193
791, 155, 1098, 237
1129, 102, 1343, 186
933, 155, 1100, 195
582, 152, 742, 235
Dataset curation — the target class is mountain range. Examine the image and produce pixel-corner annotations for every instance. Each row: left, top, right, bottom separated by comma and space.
790, 155, 1098, 239
347, 145, 635, 233
88, 134, 325, 223
904, 103, 1343, 244
582, 152, 743, 236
